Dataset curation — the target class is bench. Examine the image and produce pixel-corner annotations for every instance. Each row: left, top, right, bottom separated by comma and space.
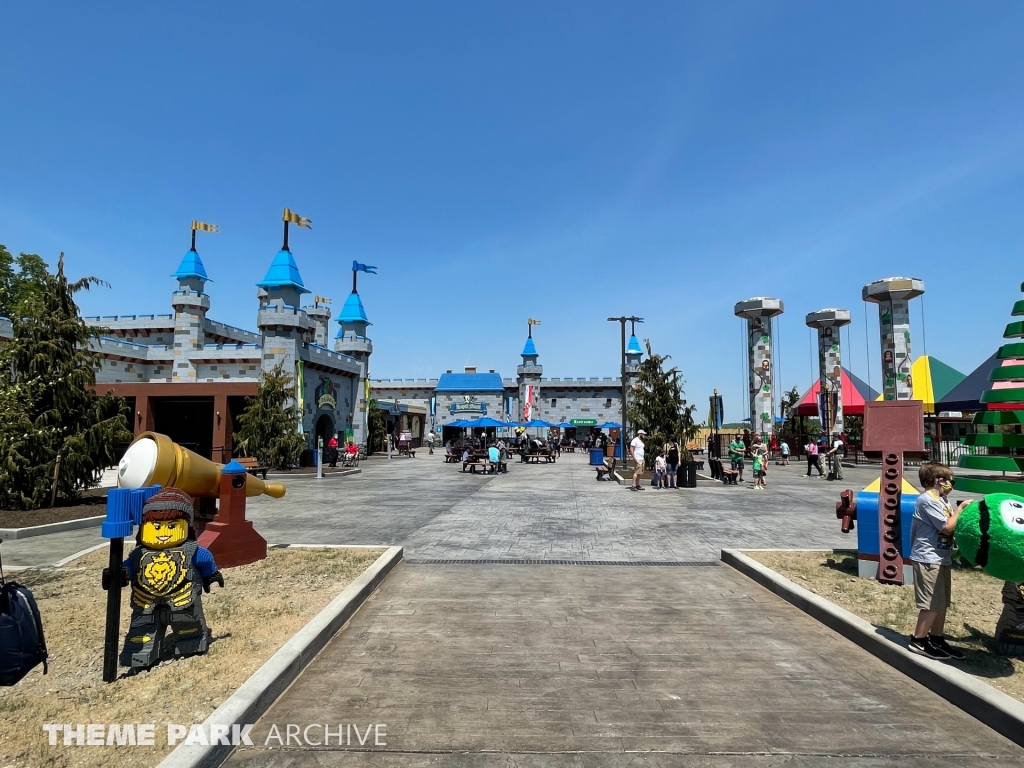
595, 464, 615, 481
462, 461, 489, 473
237, 457, 268, 479
708, 458, 737, 485
444, 453, 460, 463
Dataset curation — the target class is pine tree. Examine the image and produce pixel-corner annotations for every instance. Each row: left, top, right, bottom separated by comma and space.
233, 363, 307, 469
0, 254, 131, 510
954, 281, 1024, 496
628, 340, 700, 467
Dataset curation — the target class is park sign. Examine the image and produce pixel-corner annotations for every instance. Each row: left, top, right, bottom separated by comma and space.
570, 418, 597, 426
315, 376, 338, 409
450, 396, 487, 416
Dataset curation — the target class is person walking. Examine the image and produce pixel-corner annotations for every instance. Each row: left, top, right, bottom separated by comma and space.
728, 436, 746, 483
666, 442, 680, 489
805, 437, 823, 477
780, 439, 790, 466
630, 430, 647, 491
827, 434, 845, 480
426, 431, 436, 455
327, 433, 340, 468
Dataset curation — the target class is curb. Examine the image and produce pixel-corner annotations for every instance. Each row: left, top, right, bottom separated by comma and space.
721, 548, 1024, 749
0, 514, 105, 540
156, 545, 403, 768
265, 468, 361, 480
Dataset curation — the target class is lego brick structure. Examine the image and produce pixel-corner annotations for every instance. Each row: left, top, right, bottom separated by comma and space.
734, 297, 784, 438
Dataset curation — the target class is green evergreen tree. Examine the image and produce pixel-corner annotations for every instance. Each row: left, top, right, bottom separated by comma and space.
627, 340, 701, 468
233, 363, 307, 469
0, 245, 49, 319
0, 254, 131, 510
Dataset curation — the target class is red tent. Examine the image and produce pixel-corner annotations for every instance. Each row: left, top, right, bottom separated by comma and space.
794, 367, 880, 416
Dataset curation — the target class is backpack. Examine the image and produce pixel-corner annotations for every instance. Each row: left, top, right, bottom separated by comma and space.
0, 544, 48, 686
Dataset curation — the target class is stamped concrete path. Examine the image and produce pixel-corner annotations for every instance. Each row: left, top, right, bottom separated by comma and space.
218, 456, 1024, 765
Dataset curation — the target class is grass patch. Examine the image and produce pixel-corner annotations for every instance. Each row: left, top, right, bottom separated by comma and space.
747, 550, 1024, 703
0, 545, 385, 768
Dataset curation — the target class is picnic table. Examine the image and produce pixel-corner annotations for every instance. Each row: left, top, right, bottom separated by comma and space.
523, 450, 556, 464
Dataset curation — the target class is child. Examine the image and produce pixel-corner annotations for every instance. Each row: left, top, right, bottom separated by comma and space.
908, 463, 972, 660
654, 451, 668, 489
752, 446, 765, 489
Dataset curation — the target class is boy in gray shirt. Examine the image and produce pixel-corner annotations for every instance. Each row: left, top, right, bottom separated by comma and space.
908, 463, 972, 660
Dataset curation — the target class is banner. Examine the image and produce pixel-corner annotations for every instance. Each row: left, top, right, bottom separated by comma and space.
523, 385, 535, 421
708, 394, 724, 430
283, 207, 312, 229
191, 220, 219, 233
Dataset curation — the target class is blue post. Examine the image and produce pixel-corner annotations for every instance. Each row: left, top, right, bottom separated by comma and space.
101, 485, 159, 683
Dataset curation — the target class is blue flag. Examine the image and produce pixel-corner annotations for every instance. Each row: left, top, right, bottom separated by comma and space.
352, 261, 378, 274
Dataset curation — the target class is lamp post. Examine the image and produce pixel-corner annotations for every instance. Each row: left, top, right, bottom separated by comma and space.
608, 316, 643, 466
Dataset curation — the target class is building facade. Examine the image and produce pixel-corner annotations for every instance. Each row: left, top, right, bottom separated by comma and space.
0, 242, 373, 462
371, 331, 642, 441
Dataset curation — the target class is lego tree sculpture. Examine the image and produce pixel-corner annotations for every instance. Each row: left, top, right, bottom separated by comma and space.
954, 281, 1024, 655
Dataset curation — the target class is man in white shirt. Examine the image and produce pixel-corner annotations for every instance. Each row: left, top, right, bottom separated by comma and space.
630, 430, 646, 491
826, 435, 845, 480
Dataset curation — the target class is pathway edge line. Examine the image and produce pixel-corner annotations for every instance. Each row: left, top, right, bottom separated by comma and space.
721, 548, 1024, 749
0, 514, 105, 540
156, 545, 403, 768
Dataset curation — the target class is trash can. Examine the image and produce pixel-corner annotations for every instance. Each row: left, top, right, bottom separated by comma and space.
613, 444, 623, 459
677, 462, 698, 488
589, 448, 605, 466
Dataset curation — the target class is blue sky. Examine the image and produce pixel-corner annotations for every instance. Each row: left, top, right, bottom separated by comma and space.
2, 1, 1021, 421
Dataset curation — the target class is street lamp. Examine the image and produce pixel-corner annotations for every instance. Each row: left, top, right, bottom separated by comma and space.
608, 315, 643, 466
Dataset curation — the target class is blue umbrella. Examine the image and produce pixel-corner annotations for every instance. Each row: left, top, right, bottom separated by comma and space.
465, 417, 507, 428
448, 419, 470, 428
522, 419, 554, 427
556, 422, 574, 428
598, 422, 622, 429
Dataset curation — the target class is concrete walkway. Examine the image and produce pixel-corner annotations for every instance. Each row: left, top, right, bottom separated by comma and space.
219, 456, 1023, 766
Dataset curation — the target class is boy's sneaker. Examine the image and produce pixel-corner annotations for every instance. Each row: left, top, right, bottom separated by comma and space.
929, 636, 965, 660
908, 636, 950, 660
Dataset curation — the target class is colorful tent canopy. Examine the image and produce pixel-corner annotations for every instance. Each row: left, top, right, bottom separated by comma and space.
794, 367, 879, 416
937, 352, 999, 413
903, 355, 966, 412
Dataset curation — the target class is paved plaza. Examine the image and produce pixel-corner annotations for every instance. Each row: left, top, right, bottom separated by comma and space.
10, 454, 1024, 764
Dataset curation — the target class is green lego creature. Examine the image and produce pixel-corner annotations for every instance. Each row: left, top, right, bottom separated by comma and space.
955, 494, 1024, 583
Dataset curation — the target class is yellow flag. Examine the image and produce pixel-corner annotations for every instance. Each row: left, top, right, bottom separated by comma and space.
191, 221, 219, 233
283, 207, 312, 229
528, 318, 542, 326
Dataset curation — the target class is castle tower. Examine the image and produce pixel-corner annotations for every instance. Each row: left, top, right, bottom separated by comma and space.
306, 305, 331, 347
625, 332, 643, 418
256, 249, 312, 394
170, 248, 212, 381
334, 267, 374, 446
517, 327, 543, 421
805, 309, 852, 436
862, 277, 925, 401
734, 297, 784, 437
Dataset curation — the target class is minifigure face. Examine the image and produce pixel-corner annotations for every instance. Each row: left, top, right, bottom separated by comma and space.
140, 519, 188, 549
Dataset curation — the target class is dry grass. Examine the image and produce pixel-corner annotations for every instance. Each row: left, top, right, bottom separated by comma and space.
0, 545, 385, 768
747, 550, 1024, 703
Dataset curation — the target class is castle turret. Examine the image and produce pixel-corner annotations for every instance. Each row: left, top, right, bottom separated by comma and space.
517, 326, 543, 421
256, 249, 312, 379
170, 248, 212, 381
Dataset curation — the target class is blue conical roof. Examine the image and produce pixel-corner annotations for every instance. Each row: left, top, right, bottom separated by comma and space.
257, 249, 310, 293
626, 335, 642, 355
171, 249, 209, 281
522, 336, 538, 357
336, 291, 369, 324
